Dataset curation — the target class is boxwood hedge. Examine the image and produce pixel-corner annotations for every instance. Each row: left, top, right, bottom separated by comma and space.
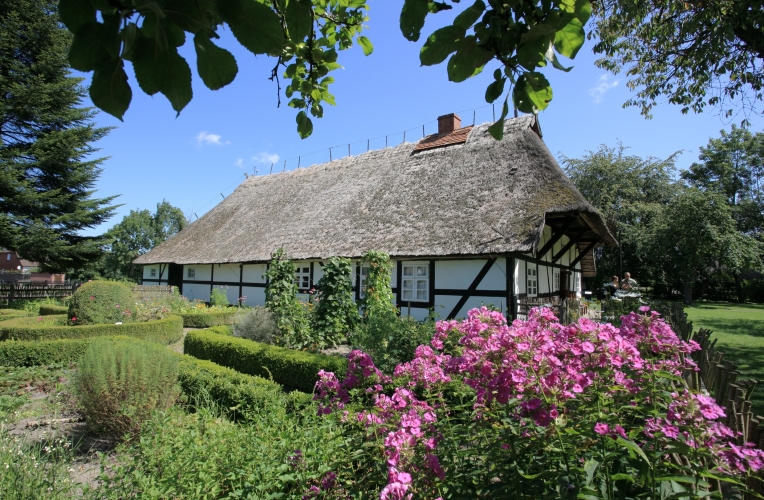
38, 304, 69, 316
0, 314, 183, 344
179, 310, 236, 328
184, 330, 347, 393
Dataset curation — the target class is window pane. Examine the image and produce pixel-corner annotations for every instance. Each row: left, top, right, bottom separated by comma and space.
303, 267, 309, 273
403, 290, 413, 299
417, 290, 427, 300
416, 280, 427, 289
403, 266, 413, 276
416, 266, 427, 276
361, 267, 368, 276
403, 279, 413, 290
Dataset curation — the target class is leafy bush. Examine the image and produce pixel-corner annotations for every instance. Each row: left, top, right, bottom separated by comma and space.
0, 314, 183, 344
68, 280, 135, 325
206, 325, 233, 336
38, 304, 68, 316
359, 250, 397, 318
233, 306, 278, 344
210, 287, 230, 306
0, 431, 76, 500
179, 310, 236, 328
351, 313, 434, 374
184, 329, 347, 393
89, 406, 347, 499
0, 338, 91, 366
311, 256, 358, 347
73, 337, 179, 440
264, 248, 312, 348
315, 307, 764, 498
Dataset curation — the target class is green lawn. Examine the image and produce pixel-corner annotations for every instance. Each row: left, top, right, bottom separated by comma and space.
684, 302, 764, 416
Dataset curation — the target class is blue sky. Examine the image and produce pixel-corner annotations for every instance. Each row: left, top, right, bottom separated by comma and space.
80, 0, 764, 235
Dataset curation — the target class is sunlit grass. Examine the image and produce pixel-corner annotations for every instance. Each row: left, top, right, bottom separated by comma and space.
685, 302, 764, 416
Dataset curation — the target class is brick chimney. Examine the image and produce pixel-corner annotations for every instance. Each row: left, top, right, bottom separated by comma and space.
437, 113, 461, 135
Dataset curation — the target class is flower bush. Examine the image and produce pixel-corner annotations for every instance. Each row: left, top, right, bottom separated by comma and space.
315, 307, 764, 499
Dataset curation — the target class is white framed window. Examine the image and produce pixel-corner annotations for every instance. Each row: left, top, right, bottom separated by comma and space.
527, 267, 537, 296
5, 254, 10, 261
359, 264, 369, 299
402, 263, 429, 302
187, 268, 195, 279
150, 268, 157, 277
553, 271, 560, 291
294, 266, 310, 289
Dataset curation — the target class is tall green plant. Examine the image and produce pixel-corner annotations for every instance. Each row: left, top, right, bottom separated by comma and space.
264, 249, 310, 348
312, 257, 358, 347
359, 251, 397, 320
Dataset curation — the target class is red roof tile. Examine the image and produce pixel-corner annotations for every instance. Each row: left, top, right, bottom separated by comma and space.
413, 126, 473, 152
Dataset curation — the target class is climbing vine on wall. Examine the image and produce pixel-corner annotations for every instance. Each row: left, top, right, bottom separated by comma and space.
312, 256, 358, 347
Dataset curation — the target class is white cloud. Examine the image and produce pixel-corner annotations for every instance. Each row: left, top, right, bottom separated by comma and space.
234, 158, 244, 168
589, 74, 619, 104
195, 131, 228, 146
252, 152, 280, 165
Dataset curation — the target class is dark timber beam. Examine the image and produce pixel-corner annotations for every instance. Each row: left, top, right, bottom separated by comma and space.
536, 217, 575, 260
570, 241, 597, 268
551, 230, 586, 264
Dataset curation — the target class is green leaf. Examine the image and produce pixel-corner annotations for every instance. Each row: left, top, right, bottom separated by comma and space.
554, 18, 585, 59
58, 0, 96, 34
154, 47, 193, 114
142, 12, 186, 49
485, 77, 506, 103
559, 0, 592, 25
655, 371, 686, 383
220, 0, 284, 55
194, 34, 238, 90
516, 35, 550, 71
520, 23, 558, 44
162, 0, 216, 35
130, 35, 160, 95
513, 71, 552, 112
583, 459, 599, 486
357, 36, 374, 56
89, 59, 132, 120
656, 476, 710, 488
488, 100, 508, 140
447, 36, 492, 83
546, 43, 573, 72
610, 473, 635, 483
68, 22, 120, 71
296, 111, 313, 139
420, 25, 464, 66
616, 437, 651, 465
285, 0, 312, 40
400, 0, 429, 41
453, 0, 485, 30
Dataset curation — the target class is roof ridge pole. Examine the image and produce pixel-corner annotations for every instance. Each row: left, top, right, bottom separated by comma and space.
422, 125, 425, 137
367, 139, 369, 151
330, 147, 332, 161
283, 160, 286, 172
403, 131, 406, 144
298, 156, 301, 168
385, 136, 388, 147
270, 163, 273, 174
473, 110, 476, 125
348, 144, 350, 156
492, 104, 495, 121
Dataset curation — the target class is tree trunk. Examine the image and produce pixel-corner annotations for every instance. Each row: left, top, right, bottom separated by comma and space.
683, 281, 693, 305
734, 272, 745, 303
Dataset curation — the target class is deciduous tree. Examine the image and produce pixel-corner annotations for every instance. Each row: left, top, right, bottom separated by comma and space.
0, 0, 117, 272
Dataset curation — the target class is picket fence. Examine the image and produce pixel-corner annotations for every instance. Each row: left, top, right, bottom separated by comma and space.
0, 282, 80, 306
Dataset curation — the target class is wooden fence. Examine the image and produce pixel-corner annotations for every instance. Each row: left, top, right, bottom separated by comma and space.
0, 282, 80, 305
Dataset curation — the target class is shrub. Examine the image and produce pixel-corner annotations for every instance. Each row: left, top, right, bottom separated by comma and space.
184, 330, 347, 393
73, 337, 179, 440
350, 314, 435, 374
312, 256, 358, 347
210, 287, 230, 306
233, 306, 278, 344
179, 310, 235, 328
264, 248, 312, 348
0, 314, 183, 344
0, 338, 91, 366
207, 325, 233, 336
68, 281, 136, 325
38, 304, 68, 316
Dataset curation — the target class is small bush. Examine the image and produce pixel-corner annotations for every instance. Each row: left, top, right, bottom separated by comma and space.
68, 281, 136, 325
0, 338, 91, 366
73, 337, 179, 440
233, 306, 278, 344
206, 325, 233, 336
351, 314, 435, 374
38, 304, 68, 316
0, 314, 183, 344
210, 287, 230, 306
184, 330, 347, 393
179, 310, 235, 328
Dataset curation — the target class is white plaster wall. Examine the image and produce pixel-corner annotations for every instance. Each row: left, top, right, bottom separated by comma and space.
213, 284, 239, 305
313, 261, 325, 285
477, 258, 507, 291
242, 264, 267, 284
142, 265, 160, 281
214, 263, 240, 283
452, 295, 510, 319
433, 295, 460, 320
183, 284, 210, 302
184, 264, 211, 282
400, 305, 430, 321
241, 286, 266, 307
435, 260, 484, 289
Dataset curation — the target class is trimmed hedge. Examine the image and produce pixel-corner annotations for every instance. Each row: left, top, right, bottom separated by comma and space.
179, 310, 236, 328
184, 330, 347, 393
0, 314, 183, 344
38, 304, 68, 316
0, 338, 92, 366
206, 325, 233, 336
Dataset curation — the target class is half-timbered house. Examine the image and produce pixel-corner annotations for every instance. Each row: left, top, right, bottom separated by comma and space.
135, 114, 615, 320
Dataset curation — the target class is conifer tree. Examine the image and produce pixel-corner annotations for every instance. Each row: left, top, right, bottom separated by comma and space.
0, 0, 117, 272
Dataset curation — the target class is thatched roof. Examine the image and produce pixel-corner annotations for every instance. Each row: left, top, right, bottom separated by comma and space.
135, 115, 615, 265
